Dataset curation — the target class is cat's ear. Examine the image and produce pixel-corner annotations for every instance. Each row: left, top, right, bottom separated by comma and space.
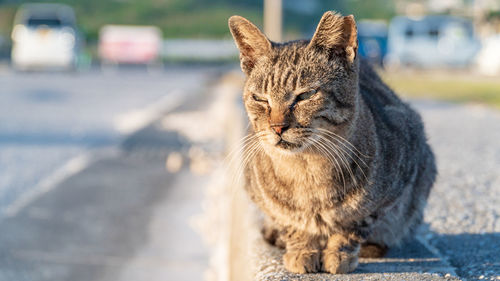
228, 15, 272, 75
308, 11, 358, 63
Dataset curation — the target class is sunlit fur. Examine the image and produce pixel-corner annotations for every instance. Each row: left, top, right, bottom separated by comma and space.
229, 11, 436, 274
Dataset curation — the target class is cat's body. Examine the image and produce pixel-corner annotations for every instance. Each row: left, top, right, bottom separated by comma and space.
247, 59, 434, 244
229, 12, 436, 274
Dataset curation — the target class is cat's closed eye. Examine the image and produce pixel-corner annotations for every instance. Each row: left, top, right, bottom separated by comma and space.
252, 93, 268, 103
295, 89, 318, 102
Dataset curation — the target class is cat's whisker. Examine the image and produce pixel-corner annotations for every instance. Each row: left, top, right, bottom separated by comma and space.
236, 143, 264, 189
304, 128, 362, 189
229, 149, 259, 201
316, 128, 368, 154
308, 135, 345, 185
321, 134, 362, 188
224, 135, 257, 167
232, 139, 261, 185
226, 135, 260, 186
316, 128, 371, 163
310, 134, 349, 182
314, 136, 354, 194
224, 131, 266, 165
315, 134, 369, 169
233, 135, 265, 187
308, 137, 347, 194
224, 132, 267, 178
319, 132, 370, 184
305, 128, 369, 184
315, 133, 368, 184
307, 139, 335, 173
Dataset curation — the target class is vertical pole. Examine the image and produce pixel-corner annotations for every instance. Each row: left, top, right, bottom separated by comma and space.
264, 0, 282, 42
472, 0, 484, 38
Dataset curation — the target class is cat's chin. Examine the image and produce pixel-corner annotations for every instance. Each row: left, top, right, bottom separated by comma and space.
263, 139, 309, 156
276, 139, 302, 150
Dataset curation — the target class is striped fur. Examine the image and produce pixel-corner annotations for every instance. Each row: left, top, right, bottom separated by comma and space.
229, 11, 436, 274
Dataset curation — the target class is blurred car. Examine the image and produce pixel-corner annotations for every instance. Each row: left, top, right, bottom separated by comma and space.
11, 3, 79, 71
385, 15, 480, 69
0, 35, 8, 60
475, 35, 500, 76
357, 20, 388, 66
98, 25, 162, 67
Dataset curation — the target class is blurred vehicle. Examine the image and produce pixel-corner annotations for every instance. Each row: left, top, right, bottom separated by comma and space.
0, 35, 8, 61
475, 35, 500, 76
98, 25, 162, 67
385, 15, 480, 69
357, 20, 388, 66
162, 39, 239, 61
11, 3, 79, 71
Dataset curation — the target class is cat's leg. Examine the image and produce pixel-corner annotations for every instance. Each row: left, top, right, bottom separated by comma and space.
359, 242, 388, 258
282, 229, 321, 273
322, 233, 361, 274
261, 218, 286, 249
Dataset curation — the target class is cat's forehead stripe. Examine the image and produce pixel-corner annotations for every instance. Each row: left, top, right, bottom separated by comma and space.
248, 73, 320, 96
280, 68, 292, 88
295, 84, 318, 94
270, 71, 276, 89
291, 74, 299, 90
262, 75, 269, 93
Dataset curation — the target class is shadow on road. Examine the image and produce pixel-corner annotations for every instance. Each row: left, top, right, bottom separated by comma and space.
354, 238, 451, 274
431, 232, 500, 279
354, 232, 500, 279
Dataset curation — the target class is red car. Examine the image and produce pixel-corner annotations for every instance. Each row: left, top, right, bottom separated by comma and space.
98, 25, 162, 66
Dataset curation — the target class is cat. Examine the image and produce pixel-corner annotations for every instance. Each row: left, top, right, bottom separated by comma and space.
228, 11, 436, 274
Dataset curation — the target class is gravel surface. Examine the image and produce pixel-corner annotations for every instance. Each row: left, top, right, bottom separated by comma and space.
414, 100, 500, 280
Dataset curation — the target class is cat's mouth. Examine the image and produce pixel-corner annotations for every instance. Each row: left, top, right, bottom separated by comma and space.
275, 139, 302, 150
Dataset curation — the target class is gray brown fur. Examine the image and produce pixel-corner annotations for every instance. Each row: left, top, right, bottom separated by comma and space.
228, 11, 436, 274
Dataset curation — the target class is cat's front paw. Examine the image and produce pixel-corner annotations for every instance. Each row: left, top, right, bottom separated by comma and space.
322, 248, 359, 274
283, 249, 321, 273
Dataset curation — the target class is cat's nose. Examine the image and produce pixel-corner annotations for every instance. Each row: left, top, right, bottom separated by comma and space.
271, 123, 289, 135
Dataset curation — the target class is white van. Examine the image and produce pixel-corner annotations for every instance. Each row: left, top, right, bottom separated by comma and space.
11, 3, 79, 71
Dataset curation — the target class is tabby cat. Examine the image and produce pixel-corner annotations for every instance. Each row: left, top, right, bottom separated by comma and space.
228, 11, 436, 274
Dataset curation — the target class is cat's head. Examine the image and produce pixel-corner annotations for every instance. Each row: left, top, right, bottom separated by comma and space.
229, 11, 359, 154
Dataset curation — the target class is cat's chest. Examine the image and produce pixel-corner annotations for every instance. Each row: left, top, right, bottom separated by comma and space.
254, 160, 340, 233
248, 155, 351, 234
258, 156, 337, 209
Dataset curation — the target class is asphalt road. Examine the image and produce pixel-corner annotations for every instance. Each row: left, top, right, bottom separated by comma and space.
0, 65, 227, 281
0, 66, 216, 216
0, 124, 212, 281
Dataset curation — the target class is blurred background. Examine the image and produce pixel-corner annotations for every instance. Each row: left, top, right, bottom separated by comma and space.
0, 0, 499, 102
0, 0, 499, 281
